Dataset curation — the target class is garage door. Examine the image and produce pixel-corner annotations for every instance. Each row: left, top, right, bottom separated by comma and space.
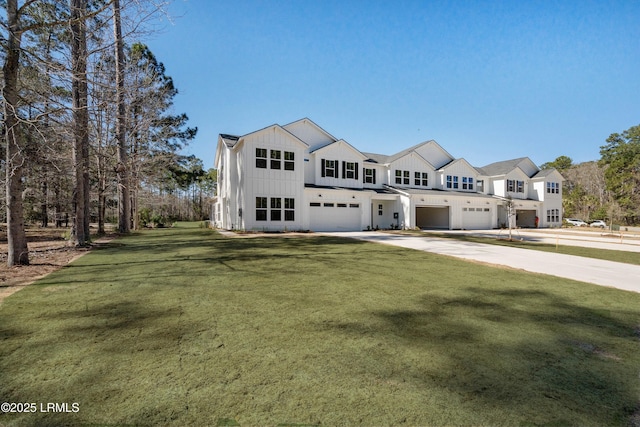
462, 207, 492, 230
516, 209, 536, 228
309, 202, 362, 231
416, 206, 450, 229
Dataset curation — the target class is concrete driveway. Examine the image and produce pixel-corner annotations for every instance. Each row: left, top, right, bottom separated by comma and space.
321, 231, 640, 294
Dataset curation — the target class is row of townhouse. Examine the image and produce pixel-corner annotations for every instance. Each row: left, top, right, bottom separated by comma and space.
212, 118, 565, 232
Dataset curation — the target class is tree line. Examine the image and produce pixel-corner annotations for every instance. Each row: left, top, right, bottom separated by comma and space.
541, 123, 640, 226
2, 0, 214, 266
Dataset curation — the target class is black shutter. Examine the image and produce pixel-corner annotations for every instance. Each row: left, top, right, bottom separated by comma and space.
336, 160, 339, 178
362, 168, 365, 183
373, 169, 376, 184
355, 163, 358, 180
342, 161, 346, 179
321, 159, 325, 177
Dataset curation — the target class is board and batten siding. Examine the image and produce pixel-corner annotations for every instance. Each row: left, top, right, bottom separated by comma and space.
388, 153, 435, 189
240, 128, 306, 231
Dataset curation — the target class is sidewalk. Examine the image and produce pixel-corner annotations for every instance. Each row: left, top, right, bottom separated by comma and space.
321, 231, 640, 294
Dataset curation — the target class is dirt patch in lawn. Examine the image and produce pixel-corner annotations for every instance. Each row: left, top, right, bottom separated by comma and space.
0, 226, 115, 305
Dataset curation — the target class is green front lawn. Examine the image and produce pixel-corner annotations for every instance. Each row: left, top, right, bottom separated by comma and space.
1, 223, 639, 426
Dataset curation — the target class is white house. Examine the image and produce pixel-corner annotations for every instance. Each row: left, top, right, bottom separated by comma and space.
212, 118, 564, 232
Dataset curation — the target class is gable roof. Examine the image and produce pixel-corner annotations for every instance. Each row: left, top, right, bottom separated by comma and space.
361, 152, 391, 164
310, 139, 368, 160
438, 158, 479, 174
283, 117, 338, 143
362, 140, 449, 166
532, 168, 565, 180
478, 157, 530, 176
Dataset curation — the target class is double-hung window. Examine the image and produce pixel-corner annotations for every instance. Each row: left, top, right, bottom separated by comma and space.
270, 197, 282, 221
284, 198, 295, 221
507, 179, 515, 192
270, 150, 281, 169
453, 176, 459, 189
344, 162, 356, 179
415, 172, 429, 186
256, 197, 267, 221
462, 177, 473, 190
403, 170, 410, 185
284, 151, 295, 171
446, 175, 452, 189
364, 168, 376, 184
256, 148, 267, 168
323, 159, 336, 177
395, 170, 402, 184
517, 180, 524, 193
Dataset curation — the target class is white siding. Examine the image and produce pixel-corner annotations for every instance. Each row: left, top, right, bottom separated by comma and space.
284, 119, 335, 152
314, 141, 365, 188
414, 141, 453, 169
241, 128, 306, 231
440, 160, 479, 192
388, 153, 434, 189
503, 169, 530, 200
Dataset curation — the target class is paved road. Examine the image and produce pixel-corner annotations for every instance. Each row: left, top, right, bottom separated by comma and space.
321, 231, 640, 294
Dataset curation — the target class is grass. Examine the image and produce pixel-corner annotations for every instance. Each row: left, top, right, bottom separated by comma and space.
0, 223, 639, 426
397, 230, 640, 266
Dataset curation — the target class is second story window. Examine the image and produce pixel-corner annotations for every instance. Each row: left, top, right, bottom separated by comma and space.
343, 162, 358, 179
364, 168, 376, 184
322, 159, 337, 177
547, 182, 560, 194
415, 172, 428, 186
507, 179, 515, 192
270, 150, 281, 169
447, 175, 452, 188
284, 151, 295, 171
462, 177, 473, 190
517, 180, 524, 193
256, 148, 267, 168
396, 170, 409, 185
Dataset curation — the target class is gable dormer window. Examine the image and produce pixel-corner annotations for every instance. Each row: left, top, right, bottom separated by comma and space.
256, 148, 267, 168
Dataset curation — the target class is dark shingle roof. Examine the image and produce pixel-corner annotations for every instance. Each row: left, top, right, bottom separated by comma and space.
477, 157, 529, 176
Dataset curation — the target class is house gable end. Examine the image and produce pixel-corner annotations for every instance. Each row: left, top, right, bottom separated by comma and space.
414, 140, 455, 169
283, 118, 337, 151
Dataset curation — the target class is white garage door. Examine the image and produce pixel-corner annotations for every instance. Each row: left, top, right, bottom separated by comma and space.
461, 207, 492, 230
309, 202, 362, 231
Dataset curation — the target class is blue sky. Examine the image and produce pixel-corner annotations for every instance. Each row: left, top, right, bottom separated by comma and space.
146, 0, 640, 170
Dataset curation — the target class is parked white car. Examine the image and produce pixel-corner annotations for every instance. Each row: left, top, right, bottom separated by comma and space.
564, 218, 588, 227
590, 220, 607, 228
